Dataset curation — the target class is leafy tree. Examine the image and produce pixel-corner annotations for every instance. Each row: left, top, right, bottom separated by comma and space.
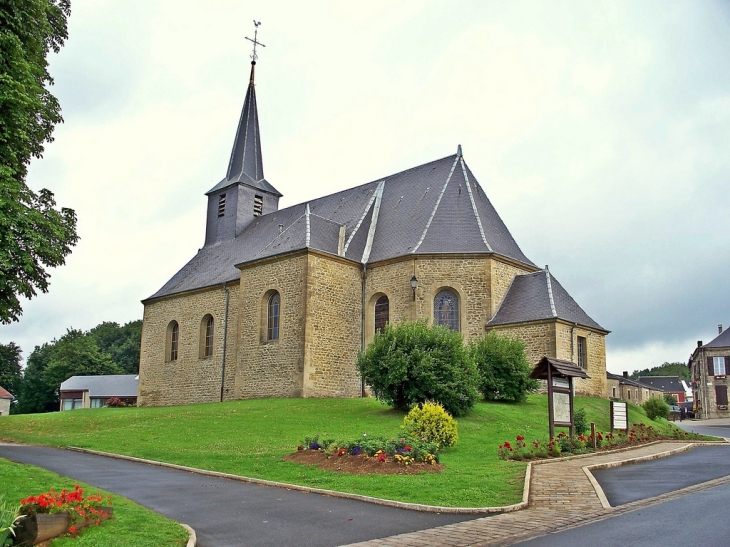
470, 331, 539, 403
43, 329, 122, 392
356, 321, 478, 417
88, 320, 142, 374
643, 397, 670, 421
15, 342, 58, 413
663, 393, 678, 406
630, 362, 690, 381
0, 342, 22, 397
0, 0, 78, 324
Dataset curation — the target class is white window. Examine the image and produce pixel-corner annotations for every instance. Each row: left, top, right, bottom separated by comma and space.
90, 398, 104, 408
714, 356, 726, 376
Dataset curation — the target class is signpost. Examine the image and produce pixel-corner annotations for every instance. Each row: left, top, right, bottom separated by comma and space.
530, 356, 591, 439
610, 401, 628, 432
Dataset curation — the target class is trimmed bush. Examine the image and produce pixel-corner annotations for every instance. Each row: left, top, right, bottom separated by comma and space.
470, 331, 539, 402
356, 321, 478, 416
642, 397, 670, 421
574, 407, 588, 435
402, 401, 458, 448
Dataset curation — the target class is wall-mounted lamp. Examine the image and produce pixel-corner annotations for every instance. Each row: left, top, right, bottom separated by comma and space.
410, 275, 418, 301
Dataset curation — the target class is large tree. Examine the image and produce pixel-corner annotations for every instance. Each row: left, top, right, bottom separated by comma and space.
88, 320, 143, 374
630, 362, 690, 381
0, 0, 78, 324
0, 341, 22, 396
15, 341, 57, 413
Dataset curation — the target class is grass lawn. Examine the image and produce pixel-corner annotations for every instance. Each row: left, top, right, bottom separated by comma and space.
0, 459, 189, 547
0, 395, 677, 507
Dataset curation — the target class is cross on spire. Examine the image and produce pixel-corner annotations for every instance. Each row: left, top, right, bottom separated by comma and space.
245, 21, 265, 62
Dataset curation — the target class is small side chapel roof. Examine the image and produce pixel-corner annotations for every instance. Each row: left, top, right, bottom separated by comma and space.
487, 268, 607, 332
146, 151, 537, 301
0, 386, 12, 399
530, 357, 590, 379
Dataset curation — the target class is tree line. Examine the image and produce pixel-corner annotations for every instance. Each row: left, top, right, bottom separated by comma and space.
630, 362, 690, 381
0, 320, 142, 414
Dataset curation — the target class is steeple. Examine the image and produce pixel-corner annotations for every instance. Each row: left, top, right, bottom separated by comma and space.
203, 22, 281, 246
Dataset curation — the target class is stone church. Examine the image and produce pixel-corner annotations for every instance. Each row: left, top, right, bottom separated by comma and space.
137, 58, 609, 407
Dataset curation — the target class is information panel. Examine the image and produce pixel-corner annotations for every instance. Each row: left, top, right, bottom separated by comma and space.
611, 401, 628, 431
553, 392, 571, 424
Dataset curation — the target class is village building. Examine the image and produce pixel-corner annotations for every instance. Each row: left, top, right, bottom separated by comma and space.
137, 53, 609, 407
606, 372, 664, 403
635, 376, 689, 404
690, 326, 730, 419
59, 375, 139, 410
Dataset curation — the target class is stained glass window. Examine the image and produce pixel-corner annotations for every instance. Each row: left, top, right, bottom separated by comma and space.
434, 290, 459, 331
267, 292, 280, 341
375, 295, 389, 333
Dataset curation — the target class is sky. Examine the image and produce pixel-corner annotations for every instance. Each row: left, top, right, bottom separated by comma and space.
2, 0, 729, 375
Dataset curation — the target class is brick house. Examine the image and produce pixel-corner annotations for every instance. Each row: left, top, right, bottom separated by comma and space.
137, 57, 609, 407
690, 326, 730, 419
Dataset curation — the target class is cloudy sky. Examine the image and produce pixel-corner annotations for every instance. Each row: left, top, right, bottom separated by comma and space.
3, 0, 729, 374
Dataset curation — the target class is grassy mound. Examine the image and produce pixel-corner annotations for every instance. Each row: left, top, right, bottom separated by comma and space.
0, 395, 681, 507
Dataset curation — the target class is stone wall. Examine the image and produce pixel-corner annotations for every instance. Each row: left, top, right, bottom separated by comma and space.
411, 255, 492, 340
691, 346, 730, 419
303, 253, 363, 397
364, 259, 417, 346
488, 321, 556, 365
235, 253, 307, 399
138, 283, 239, 407
0, 397, 10, 416
555, 322, 606, 397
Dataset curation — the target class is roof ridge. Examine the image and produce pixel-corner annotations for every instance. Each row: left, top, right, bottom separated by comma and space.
412, 156, 460, 253
361, 180, 385, 263
459, 157, 492, 252
305, 203, 311, 247
251, 211, 306, 259
545, 267, 557, 318
343, 182, 382, 254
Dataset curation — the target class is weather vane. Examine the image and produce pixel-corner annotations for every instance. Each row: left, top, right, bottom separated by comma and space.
245, 21, 265, 62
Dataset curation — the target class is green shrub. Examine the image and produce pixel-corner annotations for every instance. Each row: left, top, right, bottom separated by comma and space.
663, 393, 678, 406
402, 401, 458, 447
470, 331, 539, 402
573, 407, 588, 435
643, 397, 670, 420
356, 321, 478, 416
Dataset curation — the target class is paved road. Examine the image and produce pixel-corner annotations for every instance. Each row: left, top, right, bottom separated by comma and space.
592, 445, 730, 505
0, 444, 479, 547
676, 419, 730, 439
513, 481, 730, 546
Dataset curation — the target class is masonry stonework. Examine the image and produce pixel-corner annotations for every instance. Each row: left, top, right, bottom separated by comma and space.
138, 283, 239, 407
555, 322, 607, 397
303, 253, 363, 397
490, 259, 533, 316
236, 254, 308, 399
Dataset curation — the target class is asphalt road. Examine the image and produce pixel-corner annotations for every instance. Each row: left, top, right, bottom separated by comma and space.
592, 445, 730, 505
514, 481, 730, 546
0, 444, 479, 547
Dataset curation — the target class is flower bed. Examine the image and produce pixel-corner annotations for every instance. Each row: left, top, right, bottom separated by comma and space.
286, 433, 443, 475
498, 423, 706, 461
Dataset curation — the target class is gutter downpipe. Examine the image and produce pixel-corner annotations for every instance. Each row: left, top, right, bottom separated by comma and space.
220, 282, 230, 402
361, 263, 367, 397
571, 323, 577, 362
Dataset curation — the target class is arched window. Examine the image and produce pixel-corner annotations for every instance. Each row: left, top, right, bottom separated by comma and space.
267, 292, 280, 341
374, 295, 389, 333
200, 315, 214, 358
434, 289, 459, 331
168, 321, 179, 361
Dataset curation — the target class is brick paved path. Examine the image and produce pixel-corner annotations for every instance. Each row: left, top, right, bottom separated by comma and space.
345, 442, 724, 547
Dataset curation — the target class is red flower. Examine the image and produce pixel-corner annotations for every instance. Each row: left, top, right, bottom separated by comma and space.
69, 526, 77, 534
516, 435, 525, 441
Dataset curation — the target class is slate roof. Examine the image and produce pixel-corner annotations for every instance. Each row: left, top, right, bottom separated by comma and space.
487, 268, 606, 332
530, 357, 590, 379
59, 375, 139, 398
0, 386, 12, 399
206, 61, 281, 198
147, 150, 537, 301
705, 328, 730, 348
636, 376, 685, 394
606, 372, 661, 391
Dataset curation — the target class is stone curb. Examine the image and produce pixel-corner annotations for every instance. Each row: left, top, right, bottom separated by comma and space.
180, 523, 197, 547
67, 446, 529, 515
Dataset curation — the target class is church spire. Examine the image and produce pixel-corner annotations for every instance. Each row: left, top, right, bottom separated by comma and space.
220, 21, 281, 196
